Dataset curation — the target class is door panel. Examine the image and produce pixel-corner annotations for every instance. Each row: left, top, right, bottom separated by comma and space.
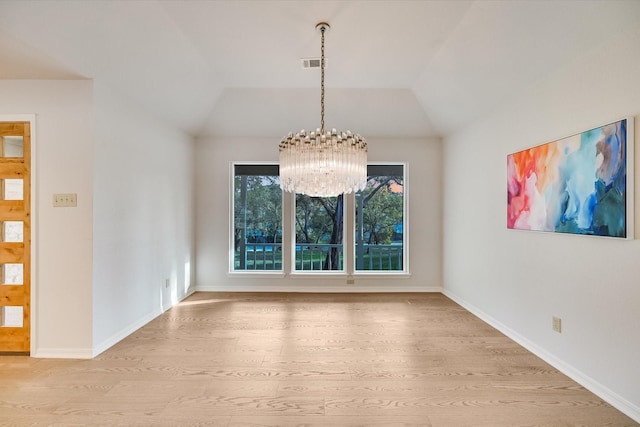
0, 122, 30, 352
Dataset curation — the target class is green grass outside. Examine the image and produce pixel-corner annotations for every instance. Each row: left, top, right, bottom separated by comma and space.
235, 250, 402, 271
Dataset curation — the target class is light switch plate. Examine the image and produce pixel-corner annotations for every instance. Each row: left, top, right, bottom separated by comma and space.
53, 193, 77, 207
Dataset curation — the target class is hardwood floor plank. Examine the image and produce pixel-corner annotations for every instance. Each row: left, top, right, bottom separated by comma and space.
0, 414, 231, 427
427, 405, 638, 427
161, 395, 325, 416
324, 389, 614, 415
276, 379, 435, 397
228, 415, 433, 426
205, 380, 280, 397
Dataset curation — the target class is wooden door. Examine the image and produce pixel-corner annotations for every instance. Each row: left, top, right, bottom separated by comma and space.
0, 122, 30, 353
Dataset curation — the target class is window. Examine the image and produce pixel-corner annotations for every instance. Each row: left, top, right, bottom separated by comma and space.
355, 165, 404, 271
295, 194, 344, 271
231, 163, 406, 274
233, 164, 282, 271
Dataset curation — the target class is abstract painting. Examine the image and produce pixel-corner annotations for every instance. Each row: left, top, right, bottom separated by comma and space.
507, 119, 630, 238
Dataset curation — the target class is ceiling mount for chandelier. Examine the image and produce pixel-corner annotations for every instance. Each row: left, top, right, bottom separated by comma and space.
278, 22, 368, 197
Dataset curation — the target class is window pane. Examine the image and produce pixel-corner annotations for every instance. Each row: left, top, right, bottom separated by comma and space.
233, 165, 282, 271
295, 194, 344, 271
2, 221, 23, 242
355, 165, 404, 271
1, 136, 24, 158
2, 263, 23, 285
1, 306, 23, 327
3, 179, 23, 200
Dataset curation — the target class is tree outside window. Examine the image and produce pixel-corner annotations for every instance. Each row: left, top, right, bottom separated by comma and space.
233, 164, 282, 271
356, 165, 404, 271
295, 194, 344, 271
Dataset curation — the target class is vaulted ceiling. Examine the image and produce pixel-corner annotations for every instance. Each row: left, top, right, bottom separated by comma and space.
0, 0, 638, 139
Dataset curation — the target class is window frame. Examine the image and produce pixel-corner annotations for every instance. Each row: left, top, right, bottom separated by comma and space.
228, 162, 285, 276
352, 162, 409, 276
290, 193, 347, 275
229, 161, 409, 278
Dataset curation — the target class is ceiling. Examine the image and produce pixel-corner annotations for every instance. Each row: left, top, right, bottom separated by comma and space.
0, 0, 638, 139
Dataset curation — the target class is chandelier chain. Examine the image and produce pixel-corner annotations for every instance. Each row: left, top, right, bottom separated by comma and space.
320, 25, 325, 134
278, 21, 367, 197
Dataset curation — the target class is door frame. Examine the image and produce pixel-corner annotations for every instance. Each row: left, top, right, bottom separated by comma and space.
0, 114, 36, 355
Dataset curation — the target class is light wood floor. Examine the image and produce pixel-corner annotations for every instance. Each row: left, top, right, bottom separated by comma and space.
1, 292, 637, 426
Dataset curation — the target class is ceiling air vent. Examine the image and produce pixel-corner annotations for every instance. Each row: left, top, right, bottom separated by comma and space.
301, 57, 326, 69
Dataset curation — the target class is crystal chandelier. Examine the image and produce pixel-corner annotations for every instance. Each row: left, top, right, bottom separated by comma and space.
279, 22, 367, 197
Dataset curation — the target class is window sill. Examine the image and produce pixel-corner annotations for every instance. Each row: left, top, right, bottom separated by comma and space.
227, 271, 286, 279
352, 271, 412, 279
287, 272, 348, 279
226, 271, 411, 280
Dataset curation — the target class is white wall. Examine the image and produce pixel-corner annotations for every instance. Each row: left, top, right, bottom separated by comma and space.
92, 82, 196, 355
441, 25, 640, 419
0, 80, 94, 356
195, 136, 442, 292
0, 79, 196, 357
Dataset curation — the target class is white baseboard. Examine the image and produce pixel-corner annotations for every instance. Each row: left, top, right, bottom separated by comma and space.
90, 307, 163, 358
196, 284, 443, 293
31, 348, 94, 359
33, 289, 199, 360
443, 289, 640, 423
91, 289, 197, 357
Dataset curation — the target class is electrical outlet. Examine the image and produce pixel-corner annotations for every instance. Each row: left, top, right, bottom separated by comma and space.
552, 316, 562, 333
165, 279, 170, 288
53, 193, 77, 207
346, 279, 355, 285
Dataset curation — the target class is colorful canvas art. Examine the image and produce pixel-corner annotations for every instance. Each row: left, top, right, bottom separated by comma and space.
507, 119, 629, 238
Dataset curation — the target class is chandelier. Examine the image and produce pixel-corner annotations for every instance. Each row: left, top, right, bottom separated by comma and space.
279, 22, 368, 197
